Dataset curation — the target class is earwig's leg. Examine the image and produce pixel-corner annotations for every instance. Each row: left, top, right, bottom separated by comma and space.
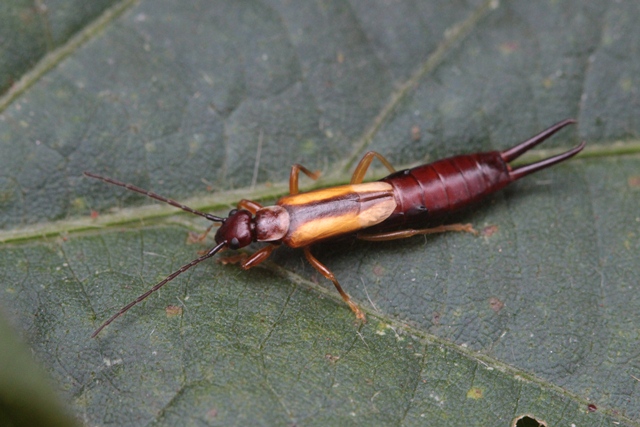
350, 151, 396, 184
217, 252, 247, 265
188, 222, 219, 243
357, 223, 478, 241
303, 247, 366, 321
218, 244, 277, 268
290, 164, 321, 195
241, 244, 277, 269
238, 199, 263, 214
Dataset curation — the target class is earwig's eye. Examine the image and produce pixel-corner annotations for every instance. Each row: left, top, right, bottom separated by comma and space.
229, 237, 240, 250
228, 209, 238, 217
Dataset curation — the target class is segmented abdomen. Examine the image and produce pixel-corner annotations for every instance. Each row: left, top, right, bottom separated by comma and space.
377, 152, 511, 229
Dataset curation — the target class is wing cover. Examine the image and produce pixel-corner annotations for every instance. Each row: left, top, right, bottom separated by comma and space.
278, 182, 396, 248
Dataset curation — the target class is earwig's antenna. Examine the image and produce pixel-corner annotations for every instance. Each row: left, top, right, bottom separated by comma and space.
85, 172, 230, 337
83, 172, 225, 222
91, 241, 227, 338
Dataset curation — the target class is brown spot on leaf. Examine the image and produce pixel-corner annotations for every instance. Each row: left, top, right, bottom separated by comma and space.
432, 312, 441, 325
325, 353, 340, 363
206, 408, 218, 419
628, 176, 640, 188
489, 297, 504, 313
373, 265, 385, 277
165, 305, 183, 316
500, 41, 519, 54
482, 225, 499, 237
411, 125, 421, 141
466, 387, 483, 399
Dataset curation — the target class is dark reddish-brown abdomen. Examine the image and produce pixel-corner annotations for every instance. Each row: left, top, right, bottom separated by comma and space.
377, 151, 511, 229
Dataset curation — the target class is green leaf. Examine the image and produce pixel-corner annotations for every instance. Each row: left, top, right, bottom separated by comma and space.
1, 0, 640, 426
0, 313, 79, 426
0, 0, 124, 96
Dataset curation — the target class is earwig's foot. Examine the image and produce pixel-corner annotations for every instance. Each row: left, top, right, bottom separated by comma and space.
187, 223, 218, 244
217, 245, 278, 270
460, 223, 479, 236
187, 231, 205, 244
217, 253, 248, 265
349, 302, 367, 322
302, 246, 366, 322
434, 222, 478, 235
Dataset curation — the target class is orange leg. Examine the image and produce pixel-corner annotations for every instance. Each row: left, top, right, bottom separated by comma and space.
238, 199, 263, 214
218, 244, 277, 269
303, 247, 366, 321
357, 223, 478, 241
188, 222, 219, 243
217, 252, 247, 265
240, 244, 277, 269
289, 164, 321, 195
350, 151, 396, 184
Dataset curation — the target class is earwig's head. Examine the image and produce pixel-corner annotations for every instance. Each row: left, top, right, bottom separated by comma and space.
215, 209, 255, 249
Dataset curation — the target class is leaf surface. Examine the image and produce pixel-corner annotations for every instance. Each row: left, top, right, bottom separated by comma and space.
1, 0, 639, 426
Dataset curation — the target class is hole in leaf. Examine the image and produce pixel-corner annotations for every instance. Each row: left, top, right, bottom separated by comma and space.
512, 415, 547, 427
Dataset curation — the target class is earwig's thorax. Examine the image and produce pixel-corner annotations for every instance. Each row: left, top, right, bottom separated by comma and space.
215, 209, 254, 249
254, 205, 290, 242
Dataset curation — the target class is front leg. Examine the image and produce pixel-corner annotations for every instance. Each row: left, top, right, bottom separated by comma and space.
237, 199, 263, 214
289, 164, 320, 195
240, 244, 277, 269
218, 244, 278, 269
188, 222, 218, 244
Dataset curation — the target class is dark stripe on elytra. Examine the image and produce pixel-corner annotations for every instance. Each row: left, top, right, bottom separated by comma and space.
282, 190, 391, 232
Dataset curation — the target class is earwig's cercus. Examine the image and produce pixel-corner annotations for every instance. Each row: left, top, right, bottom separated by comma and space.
86, 119, 585, 337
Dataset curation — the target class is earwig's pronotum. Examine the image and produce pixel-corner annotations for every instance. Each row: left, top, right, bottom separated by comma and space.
86, 119, 585, 337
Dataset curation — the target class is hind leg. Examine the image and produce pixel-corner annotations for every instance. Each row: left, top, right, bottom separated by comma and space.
357, 223, 477, 241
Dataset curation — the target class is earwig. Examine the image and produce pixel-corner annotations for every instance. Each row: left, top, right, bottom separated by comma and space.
86, 119, 585, 337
